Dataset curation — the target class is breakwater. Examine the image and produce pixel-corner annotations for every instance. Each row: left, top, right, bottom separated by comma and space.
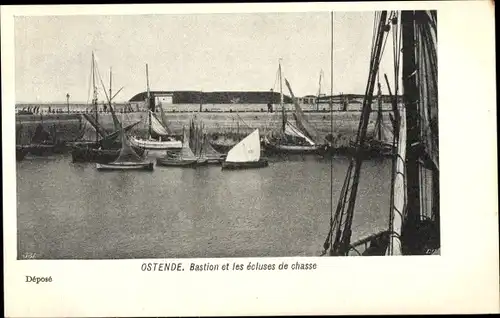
15, 110, 393, 145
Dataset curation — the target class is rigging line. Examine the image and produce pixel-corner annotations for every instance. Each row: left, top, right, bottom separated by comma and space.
330, 10, 334, 227
86, 57, 93, 106
339, 11, 389, 254
387, 13, 402, 255
236, 113, 252, 129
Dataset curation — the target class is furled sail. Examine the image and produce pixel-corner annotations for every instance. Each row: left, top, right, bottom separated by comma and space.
101, 121, 142, 148
113, 126, 144, 163
203, 135, 222, 156
150, 110, 169, 137
78, 119, 99, 141
284, 78, 321, 143
82, 113, 107, 138
108, 103, 122, 132
416, 11, 439, 171
284, 122, 315, 145
180, 127, 197, 160
226, 129, 261, 163
158, 105, 173, 135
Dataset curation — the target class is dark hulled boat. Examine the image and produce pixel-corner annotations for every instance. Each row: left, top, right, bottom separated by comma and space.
71, 53, 144, 164
262, 61, 325, 155
96, 125, 154, 171
156, 126, 200, 167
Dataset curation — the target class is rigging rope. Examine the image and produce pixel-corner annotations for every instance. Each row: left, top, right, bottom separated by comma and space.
322, 11, 391, 256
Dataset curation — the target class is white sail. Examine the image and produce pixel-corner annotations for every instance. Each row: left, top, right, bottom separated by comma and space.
226, 129, 261, 163
181, 127, 196, 160
150, 110, 169, 136
284, 122, 315, 145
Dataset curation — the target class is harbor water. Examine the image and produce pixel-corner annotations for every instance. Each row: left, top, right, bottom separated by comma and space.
17, 154, 391, 259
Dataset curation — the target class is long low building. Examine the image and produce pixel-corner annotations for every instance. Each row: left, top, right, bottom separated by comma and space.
129, 90, 294, 106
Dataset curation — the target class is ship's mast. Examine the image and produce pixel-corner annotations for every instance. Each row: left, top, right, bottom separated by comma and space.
279, 59, 285, 133
146, 63, 151, 139
401, 10, 421, 254
329, 10, 334, 242
318, 69, 324, 111
376, 75, 383, 141
109, 67, 112, 112
92, 52, 98, 143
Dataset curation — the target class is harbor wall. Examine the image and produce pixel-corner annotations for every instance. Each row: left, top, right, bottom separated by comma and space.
15, 108, 393, 145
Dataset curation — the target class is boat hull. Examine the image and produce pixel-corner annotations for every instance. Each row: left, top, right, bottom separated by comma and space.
262, 140, 323, 155
96, 161, 154, 171
205, 155, 225, 165
26, 143, 67, 156
221, 158, 269, 170
71, 145, 145, 163
322, 144, 393, 159
156, 157, 199, 167
130, 136, 182, 150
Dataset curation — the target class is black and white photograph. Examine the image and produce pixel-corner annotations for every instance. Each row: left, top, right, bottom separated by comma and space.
13, 9, 440, 260
2, 2, 498, 316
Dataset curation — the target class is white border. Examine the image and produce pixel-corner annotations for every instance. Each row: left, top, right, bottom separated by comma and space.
2, 2, 499, 316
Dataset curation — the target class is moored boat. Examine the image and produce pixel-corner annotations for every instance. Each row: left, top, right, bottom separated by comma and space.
96, 124, 154, 171
222, 129, 268, 170
96, 161, 154, 171
129, 64, 182, 150
156, 126, 200, 167
71, 144, 146, 164
71, 56, 147, 164
262, 60, 325, 155
129, 134, 182, 150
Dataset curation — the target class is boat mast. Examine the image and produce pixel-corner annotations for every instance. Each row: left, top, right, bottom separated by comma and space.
329, 10, 334, 236
317, 70, 323, 111
109, 67, 112, 112
146, 63, 151, 139
92, 52, 98, 144
401, 11, 421, 254
376, 74, 383, 141
326, 11, 388, 256
279, 59, 285, 133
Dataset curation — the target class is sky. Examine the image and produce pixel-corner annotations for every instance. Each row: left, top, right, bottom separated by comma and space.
15, 11, 399, 103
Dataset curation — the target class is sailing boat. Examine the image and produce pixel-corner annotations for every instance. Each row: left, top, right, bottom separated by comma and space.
363, 79, 394, 158
156, 126, 199, 167
263, 60, 323, 154
222, 129, 268, 170
208, 117, 244, 154
71, 55, 143, 163
323, 79, 395, 159
188, 116, 225, 165
129, 64, 182, 150
96, 122, 154, 171
203, 134, 226, 164
321, 10, 439, 256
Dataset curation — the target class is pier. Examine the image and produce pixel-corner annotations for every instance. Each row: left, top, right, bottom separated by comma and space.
15, 106, 394, 146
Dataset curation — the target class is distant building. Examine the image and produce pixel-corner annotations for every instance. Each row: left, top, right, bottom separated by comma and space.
129, 90, 293, 107
294, 95, 316, 105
